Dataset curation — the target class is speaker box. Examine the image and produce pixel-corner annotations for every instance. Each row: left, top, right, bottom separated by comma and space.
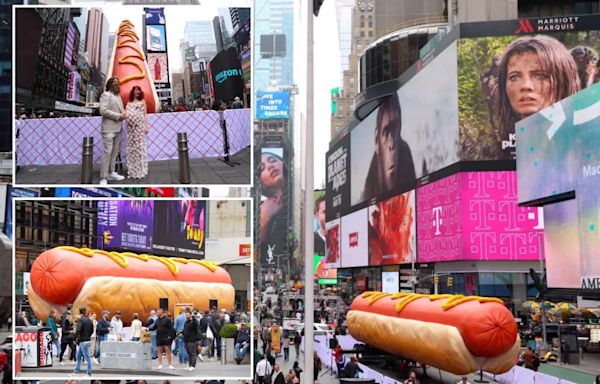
329, 338, 338, 349
159, 298, 168, 311
209, 299, 218, 310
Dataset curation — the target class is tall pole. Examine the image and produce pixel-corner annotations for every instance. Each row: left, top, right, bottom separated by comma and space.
540, 256, 548, 350
304, 0, 315, 382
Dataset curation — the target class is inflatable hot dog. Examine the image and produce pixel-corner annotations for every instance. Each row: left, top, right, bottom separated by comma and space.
28, 247, 234, 325
107, 20, 160, 113
347, 292, 520, 375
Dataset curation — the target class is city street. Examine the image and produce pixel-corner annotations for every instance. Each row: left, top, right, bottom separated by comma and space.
16, 147, 250, 184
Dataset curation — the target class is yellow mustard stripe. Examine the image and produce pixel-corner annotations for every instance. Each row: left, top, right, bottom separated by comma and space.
53, 247, 217, 275
361, 291, 505, 313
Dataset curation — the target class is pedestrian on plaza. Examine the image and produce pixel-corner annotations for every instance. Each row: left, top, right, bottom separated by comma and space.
523, 346, 539, 371
313, 352, 322, 382
254, 326, 260, 350
561, 340, 570, 364
6, 316, 11, 331
59, 310, 76, 364
99, 76, 127, 185
174, 308, 189, 364
95, 310, 110, 364
343, 356, 363, 378
73, 307, 94, 376
285, 370, 294, 384
182, 309, 199, 372
197, 310, 209, 361
282, 333, 290, 361
234, 322, 251, 364
595, 375, 600, 384
145, 309, 158, 359
273, 364, 285, 384
125, 85, 149, 179
293, 330, 301, 357
110, 311, 124, 341
1, 353, 11, 384
403, 372, 420, 384
292, 361, 303, 384
46, 310, 60, 360
210, 309, 224, 360
232, 96, 244, 109
16, 311, 29, 327
131, 313, 142, 342
256, 355, 273, 384
152, 308, 174, 370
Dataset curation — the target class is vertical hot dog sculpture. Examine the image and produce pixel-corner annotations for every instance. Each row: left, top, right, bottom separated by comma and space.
107, 20, 161, 113
347, 292, 520, 375
27, 247, 234, 325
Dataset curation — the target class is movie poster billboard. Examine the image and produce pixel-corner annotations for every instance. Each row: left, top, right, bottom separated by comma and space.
458, 15, 600, 161
368, 190, 416, 265
153, 200, 206, 258
350, 42, 459, 207
517, 83, 600, 289
325, 219, 340, 268
259, 148, 289, 267
97, 200, 154, 252
314, 190, 326, 255
325, 135, 350, 221
147, 53, 168, 83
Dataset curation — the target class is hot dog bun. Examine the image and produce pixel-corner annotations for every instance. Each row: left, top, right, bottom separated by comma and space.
347, 292, 519, 375
107, 20, 160, 113
30, 247, 231, 306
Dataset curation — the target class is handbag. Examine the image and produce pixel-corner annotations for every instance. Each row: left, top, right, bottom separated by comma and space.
207, 325, 214, 340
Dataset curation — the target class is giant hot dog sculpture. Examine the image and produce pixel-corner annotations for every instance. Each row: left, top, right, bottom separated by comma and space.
107, 20, 161, 113
347, 292, 520, 375
27, 247, 234, 325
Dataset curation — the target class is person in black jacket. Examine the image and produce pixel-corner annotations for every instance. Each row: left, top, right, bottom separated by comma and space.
273, 364, 285, 384
59, 310, 76, 364
343, 356, 363, 378
182, 309, 199, 371
94, 310, 110, 363
210, 310, 223, 359
152, 308, 174, 370
73, 307, 94, 376
197, 310, 209, 361
234, 323, 250, 364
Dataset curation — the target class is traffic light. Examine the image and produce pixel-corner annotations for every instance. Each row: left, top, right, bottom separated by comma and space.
433, 275, 439, 285
447, 276, 453, 287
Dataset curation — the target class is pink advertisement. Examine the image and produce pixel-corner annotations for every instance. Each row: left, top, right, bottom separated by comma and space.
417, 171, 544, 262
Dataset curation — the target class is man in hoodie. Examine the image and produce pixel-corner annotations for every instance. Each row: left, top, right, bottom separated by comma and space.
94, 310, 111, 364
182, 309, 199, 371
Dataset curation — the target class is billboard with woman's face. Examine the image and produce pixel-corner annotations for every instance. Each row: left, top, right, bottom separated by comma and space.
258, 148, 289, 267
458, 16, 600, 160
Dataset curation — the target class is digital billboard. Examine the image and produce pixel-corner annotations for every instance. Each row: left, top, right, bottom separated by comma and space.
517, 83, 600, 289
144, 7, 165, 24
97, 200, 154, 252
350, 41, 459, 207
147, 53, 168, 83
210, 46, 245, 102
259, 148, 289, 267
325, 135, 350, 221
146, 25, 166, 52
368, 190, 416, 265
417, 171, 545, 262
325, 219, 340, 268
340, 208, 369, 268
256, 91, 290, 119
314, 190, 326, 255
314, 255, 337, 285
458, 16, 600, 160
153, 200, 206, 258
66, 71, 80, 102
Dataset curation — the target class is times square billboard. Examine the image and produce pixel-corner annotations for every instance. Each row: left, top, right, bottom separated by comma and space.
97, 200, 206, 258
325, 15, 600, 269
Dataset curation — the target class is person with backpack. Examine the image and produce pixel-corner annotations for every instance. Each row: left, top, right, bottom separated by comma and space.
255, 355, 273, 384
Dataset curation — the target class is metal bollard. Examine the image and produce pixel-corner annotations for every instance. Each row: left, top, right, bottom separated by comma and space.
177, 132, 191, 184
221, 339, 226, 365
81, 136, 94, 184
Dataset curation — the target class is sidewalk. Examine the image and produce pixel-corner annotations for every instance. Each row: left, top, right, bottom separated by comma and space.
15, 147, 250, 185
18, 354, 251, 380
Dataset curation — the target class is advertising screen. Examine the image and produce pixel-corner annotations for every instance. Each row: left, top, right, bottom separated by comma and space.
64, 22, 75, 68
417, 171, 544, 262
153, 200, 206, 258
210, 46, 245, 101
256, 91, 290, 119
325, 135, 350, 221
66, 71, 80, 102
146, 25, 166, 51
314, 190, 326, 255
350, 41, 459, 207
517, 83, 600, 289
368, 190, 416, 265
382, 271, 400, 293
259, 148, 289, 267
144, 7, 165, 24
97, 200, 154, 252
4, 187, 39, 239
325, 218, 341, 268
54, 187, 122, 198
147, 53, 169, 83
314, 255, 338, 285
458, 16, 600, 160
340, 207, 369, 268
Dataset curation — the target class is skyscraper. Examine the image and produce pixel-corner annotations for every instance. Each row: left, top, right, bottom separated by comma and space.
85, 8, 109, 102
184, 20, 217, 59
